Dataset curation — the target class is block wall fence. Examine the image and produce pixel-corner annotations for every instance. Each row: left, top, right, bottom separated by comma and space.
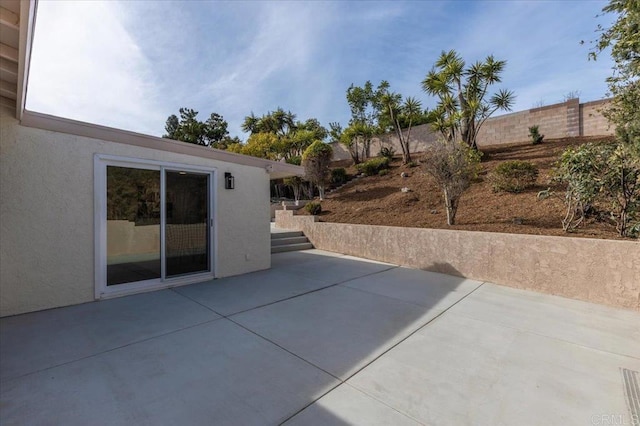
330, 98, 614, 161
275, 210, 640, 312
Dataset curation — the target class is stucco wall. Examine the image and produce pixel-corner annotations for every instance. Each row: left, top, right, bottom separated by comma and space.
275, 211, 640, 311
0, 107, 271, 317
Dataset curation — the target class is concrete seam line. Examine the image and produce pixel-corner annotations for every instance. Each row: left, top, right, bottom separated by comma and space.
279, 281, 487, 425
225, 315, 342, 382
169, 287, 226, 317
339, 281, 487, 384
226, 265, 398, 317
1, 315, 224, 383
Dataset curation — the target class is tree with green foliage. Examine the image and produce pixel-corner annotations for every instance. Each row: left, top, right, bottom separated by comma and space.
377, 84, 423, 164
549, 0, 640, 237
340, 122, 373, 165
422, 50, 515, 150
237, 132, 280, 160
163, 108, 231, 148
344, 81, 387, 161
302, 141, 333, 200
590, 0, 640, 156
240, 109, 327, 161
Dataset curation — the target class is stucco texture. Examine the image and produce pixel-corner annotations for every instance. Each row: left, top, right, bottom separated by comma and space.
275, 211, 640, 311
0, 108, 270, 317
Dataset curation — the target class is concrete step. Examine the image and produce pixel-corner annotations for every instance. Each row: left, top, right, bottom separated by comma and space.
271, 231, 304, 239
271, 242, 314, 253
271, 236, 310, 246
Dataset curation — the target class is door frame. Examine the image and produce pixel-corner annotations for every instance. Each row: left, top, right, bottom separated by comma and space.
94, 154, 217, 299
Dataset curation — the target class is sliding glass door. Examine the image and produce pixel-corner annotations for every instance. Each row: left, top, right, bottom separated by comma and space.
97, 157, 215, 297
165, 171, 210, 277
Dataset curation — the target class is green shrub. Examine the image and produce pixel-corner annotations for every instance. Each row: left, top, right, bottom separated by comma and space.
528, 125, 544, 145
379, 147, 396, 159
378, 169, 389, 176
356, 157, 390, 176
491, 161, 539, 193
554, 142, 639, 236
407, 161, 418, 168
331, 168, 347, 185
286, 156, 302, 165
305, 202, 322, 215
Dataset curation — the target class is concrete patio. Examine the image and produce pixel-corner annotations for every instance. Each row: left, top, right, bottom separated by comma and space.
1, 249, 639, 425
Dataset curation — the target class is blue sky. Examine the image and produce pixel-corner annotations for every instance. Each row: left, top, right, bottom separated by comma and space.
26, 0, 615, 140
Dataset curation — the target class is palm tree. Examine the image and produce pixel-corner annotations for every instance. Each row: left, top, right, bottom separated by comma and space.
422, 50, 514, 150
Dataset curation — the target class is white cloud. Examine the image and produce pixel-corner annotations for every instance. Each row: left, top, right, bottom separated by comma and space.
203, 2, 334, 135
26, 0, 164, 135
25, 0, 617, 139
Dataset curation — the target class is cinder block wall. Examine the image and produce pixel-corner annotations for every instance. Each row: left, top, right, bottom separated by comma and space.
580, 99, 613, 136
331, 98, 614, 162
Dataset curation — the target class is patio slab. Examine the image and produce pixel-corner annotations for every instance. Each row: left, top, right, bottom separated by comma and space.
270, 250, 396, 285
343, 266, 483, 310
446, 282, 640, 358
173, 267, 334, 316
1, 319, 338, 426
2, 250, 638, 425
284, 383, 421, 425
346, 311, 640, 425
0, 289, 219, 381
231, 277, 472, 379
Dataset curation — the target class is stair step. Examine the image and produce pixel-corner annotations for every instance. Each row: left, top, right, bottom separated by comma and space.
271, 236, 309, 246
271, 231, 304, 239
271, 242, 314, 253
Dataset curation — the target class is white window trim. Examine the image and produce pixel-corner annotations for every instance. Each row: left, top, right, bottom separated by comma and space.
94, 154, 218, 299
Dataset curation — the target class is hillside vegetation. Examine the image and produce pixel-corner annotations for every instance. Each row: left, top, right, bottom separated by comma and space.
309, 137, 626, 240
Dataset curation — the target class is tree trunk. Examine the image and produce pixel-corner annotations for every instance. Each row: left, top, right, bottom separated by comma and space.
444, 188, 458, 225
318, 184, 325, 201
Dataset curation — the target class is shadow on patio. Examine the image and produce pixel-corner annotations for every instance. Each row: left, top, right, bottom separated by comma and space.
2, 249, 638, 425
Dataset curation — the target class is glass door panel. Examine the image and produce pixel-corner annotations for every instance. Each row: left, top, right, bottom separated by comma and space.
165, 171, 210, 277
106, 166, 161, 286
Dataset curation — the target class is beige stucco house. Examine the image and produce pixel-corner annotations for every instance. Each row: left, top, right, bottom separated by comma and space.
0, 0, 303, 317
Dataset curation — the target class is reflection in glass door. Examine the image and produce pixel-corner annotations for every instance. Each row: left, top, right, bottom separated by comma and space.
165, 171, 210, 277
106, 166, 161, 286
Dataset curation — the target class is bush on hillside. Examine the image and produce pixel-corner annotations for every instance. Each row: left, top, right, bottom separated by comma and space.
379, 147, 396, 160
331, 168, 348, 185
356, 157, 390, 176
528, 125, 544, 145
305, 202, 322, 215
491, 161, 539, 193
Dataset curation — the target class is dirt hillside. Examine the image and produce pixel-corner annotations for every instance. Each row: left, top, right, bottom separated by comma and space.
309, 136, 626, 240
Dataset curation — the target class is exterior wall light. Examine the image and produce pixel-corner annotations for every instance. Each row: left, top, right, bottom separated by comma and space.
224, 172, 235, 190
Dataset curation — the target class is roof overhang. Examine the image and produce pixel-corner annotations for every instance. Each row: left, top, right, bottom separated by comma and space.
0, 0, 36, 120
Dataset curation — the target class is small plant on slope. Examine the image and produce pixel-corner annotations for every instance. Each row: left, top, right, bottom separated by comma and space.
528, 125, 544, 145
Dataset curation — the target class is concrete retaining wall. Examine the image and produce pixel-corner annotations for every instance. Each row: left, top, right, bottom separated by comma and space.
275, 210, 640, 311
330, 98, 614, 161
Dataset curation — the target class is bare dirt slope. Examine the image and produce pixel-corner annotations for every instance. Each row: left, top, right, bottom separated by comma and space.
311, 136, 626, 240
